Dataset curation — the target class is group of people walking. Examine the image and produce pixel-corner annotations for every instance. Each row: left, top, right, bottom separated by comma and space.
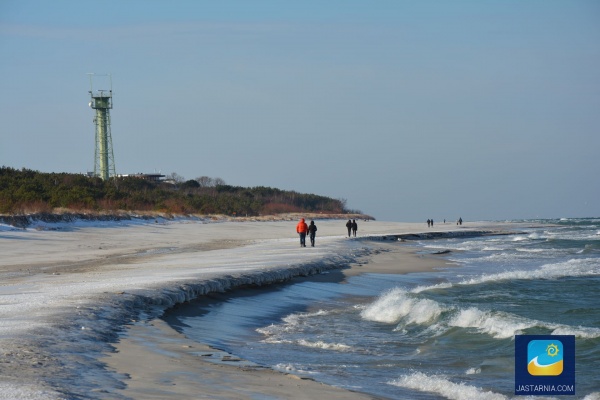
296, 218, 318, 247
346, 219, 358, 237
427, 217, 463, 227
295, 218, 359, 247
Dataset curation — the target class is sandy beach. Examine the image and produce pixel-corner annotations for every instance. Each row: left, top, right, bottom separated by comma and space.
0, 218, 529, 399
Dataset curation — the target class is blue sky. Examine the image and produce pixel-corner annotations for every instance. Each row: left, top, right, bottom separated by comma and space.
1, 1, 599, 222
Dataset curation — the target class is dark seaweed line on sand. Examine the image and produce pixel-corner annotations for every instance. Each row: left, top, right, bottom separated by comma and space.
371, 230, 523, 242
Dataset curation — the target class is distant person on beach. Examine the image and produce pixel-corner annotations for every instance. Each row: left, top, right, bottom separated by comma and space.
459, 217, 463, 225
430, 219, 434, 227
427, 219, 431, 227
308, 220, 317, 247
351, 219, 358, 237
346, 219, 352, 237
296, 218, 308, 247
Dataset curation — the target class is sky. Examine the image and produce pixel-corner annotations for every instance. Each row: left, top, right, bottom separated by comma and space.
1, 1, 599, 222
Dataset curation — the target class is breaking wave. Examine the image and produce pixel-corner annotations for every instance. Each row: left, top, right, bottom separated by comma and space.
359, 291, 600, 339
389, 372, 507, 400
360, 288, 444, 325
458, 258, 599, 285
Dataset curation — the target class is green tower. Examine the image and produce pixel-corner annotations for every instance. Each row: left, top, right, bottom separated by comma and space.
88, 74, 116, 180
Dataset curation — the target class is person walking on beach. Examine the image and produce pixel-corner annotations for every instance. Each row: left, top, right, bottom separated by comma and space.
427, 219, 431, 227
296, 218, 308, 247
351, 219, 358, 237
308, 220, 317, 247
346, 219, 352, 237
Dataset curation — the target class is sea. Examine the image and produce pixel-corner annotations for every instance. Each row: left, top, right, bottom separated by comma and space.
165, 218, 600, 400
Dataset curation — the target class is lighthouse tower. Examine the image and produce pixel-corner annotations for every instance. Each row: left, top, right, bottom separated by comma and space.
88, 74, 116, 180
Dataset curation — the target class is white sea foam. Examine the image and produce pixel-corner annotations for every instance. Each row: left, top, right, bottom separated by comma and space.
282, 309, 329, 325
297, 339, 352, 351
459, 258, 599, 286
366, 283, 600, 339
551, 325, 600, 339
256, 324, 283, 337
476, 252, 524, 263
449, 307, 600, 339
389, 372, 507, 400
482, 246, 505, 251
360, 288, 444, 325
411, 282, 452, 293
273, 363, 319, 375
449, 307, 535, 339
421, 240, 487, 252
515, 247, 545, 253
527, 232, 544, 240
256, 307, 350, 351
260, 336, 353, 351
409, 258, 598, 297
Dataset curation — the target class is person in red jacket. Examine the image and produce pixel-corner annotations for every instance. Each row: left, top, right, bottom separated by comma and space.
296, 218, 308, 247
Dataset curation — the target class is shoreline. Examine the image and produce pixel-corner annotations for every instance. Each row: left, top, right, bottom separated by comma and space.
101, 240, 448, 400
0, 219, 537, 399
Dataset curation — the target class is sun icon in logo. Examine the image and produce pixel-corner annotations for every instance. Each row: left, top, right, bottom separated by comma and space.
546, 343, 560, 357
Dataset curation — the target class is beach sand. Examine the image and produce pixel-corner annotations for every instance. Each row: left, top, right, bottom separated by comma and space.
0, 219, 527, 399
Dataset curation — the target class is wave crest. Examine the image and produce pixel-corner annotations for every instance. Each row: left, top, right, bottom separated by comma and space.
297, 339, 352, 351
449, 307, 600, 339
449, 308, 533, 339
389, 371, 507, 400
360, 288, 443, 325
460, 258, 599, 286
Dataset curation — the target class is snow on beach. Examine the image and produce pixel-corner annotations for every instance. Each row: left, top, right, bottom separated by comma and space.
0, 217, 524, 398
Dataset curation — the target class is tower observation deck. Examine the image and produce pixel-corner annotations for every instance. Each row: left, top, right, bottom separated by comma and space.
88, 74, 116, 180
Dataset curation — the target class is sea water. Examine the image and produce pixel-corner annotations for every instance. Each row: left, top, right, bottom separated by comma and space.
165, 218, 600, 399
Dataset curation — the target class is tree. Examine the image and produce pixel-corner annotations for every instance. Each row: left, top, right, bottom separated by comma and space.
181, 179, 200, 189
194, 176, 226, 187
0, 167, 358, 217
166, 172, 185, 183
195, 176, 214, 187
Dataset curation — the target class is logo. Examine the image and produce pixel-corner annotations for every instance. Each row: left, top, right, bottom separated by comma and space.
527, 340, 563, 376
515, 335, 575, 396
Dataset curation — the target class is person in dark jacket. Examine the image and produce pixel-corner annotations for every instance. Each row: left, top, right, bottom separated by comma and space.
307, 220, 318, 247
346, 219, 352, 237
351, 219, 358, 237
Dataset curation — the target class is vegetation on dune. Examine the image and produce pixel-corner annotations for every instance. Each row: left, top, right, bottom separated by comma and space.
0, 167, 363, 217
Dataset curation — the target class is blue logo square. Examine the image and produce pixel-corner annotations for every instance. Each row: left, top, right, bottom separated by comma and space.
515, 335, 575, 396
527, 339, 563, 376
